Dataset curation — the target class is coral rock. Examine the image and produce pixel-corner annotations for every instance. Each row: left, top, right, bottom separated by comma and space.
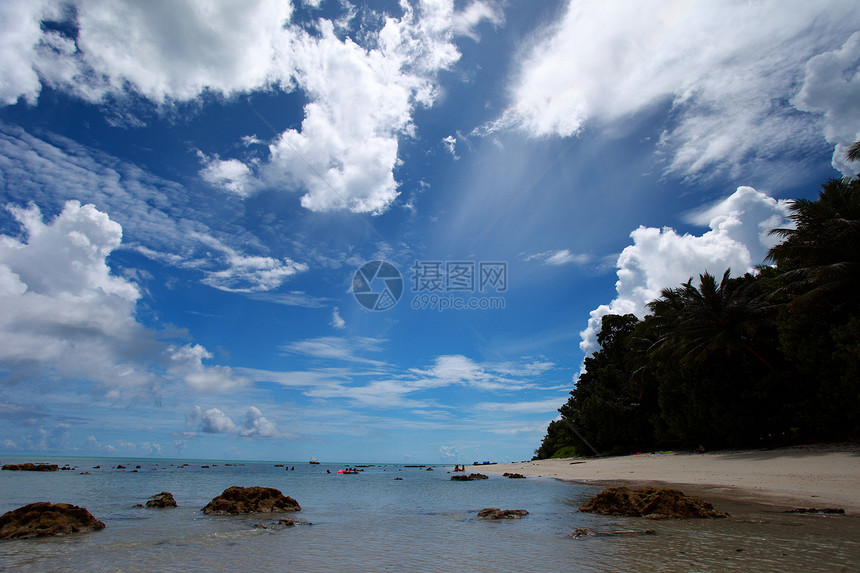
0, 502, 105, 539
202, 486, 301, 515
579, 487, 727, 519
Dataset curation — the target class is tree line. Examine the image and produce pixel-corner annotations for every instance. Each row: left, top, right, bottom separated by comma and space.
535, 175, 860, 458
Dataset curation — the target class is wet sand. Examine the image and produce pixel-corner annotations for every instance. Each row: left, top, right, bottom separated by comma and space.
468, 443, 860, 511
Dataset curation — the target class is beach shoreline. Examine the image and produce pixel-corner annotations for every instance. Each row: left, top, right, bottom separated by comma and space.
467, 443, 860, 512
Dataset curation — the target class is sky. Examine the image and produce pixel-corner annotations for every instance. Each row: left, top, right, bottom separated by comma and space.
0, 0, 858, 463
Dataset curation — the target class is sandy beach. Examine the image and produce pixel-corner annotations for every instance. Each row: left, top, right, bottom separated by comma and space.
468, 443, 860, 511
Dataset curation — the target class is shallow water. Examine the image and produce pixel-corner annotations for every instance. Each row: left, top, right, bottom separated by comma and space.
1, 457, 858, 572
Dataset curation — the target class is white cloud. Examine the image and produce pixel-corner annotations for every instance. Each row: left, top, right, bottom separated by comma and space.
1, 1, 500, 214
494, 0, 860, 179
200, 407, 239, 434
0, 124, 306, 295
199, 156, 257, 197
59, 0, 293, 103
243, 0, 501, 213
192, 404, 289, 438
282, 336, 387, 365
792, 31, 860, 177
194, 233, 309, 293
169, 344, 249, 393
0, 201, 249, 396
525, 249, 590, 266
331, 307, 346, 329
442, 135, 459, 159
579, 186, 790, 353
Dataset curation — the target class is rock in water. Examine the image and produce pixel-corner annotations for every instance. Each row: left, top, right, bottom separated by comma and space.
146, 492, 177, 508
202, 486, 301, 515
579, 487, 727, 519
503, 472, 526, 479
2, 463, 59, 472
477, 508, 529, 519
0, 502, 105, 539
450, 473, 489, 481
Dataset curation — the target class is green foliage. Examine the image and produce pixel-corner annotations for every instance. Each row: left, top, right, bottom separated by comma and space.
535, 176, 860, 457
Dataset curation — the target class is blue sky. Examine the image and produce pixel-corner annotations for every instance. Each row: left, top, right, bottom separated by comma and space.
1, 0, 858, 463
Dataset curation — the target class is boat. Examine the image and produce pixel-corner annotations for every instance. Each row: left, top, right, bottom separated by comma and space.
309, 459, 320, 465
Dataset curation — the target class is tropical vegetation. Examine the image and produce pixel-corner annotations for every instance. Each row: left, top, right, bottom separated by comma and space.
535, 174, 860, 458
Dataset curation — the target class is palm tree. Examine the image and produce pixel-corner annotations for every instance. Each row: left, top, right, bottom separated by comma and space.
846, 140, 860, 162
648, 270, 777, 371
767, 177, 860, 312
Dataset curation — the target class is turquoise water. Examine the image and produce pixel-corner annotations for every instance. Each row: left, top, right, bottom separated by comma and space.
1, 457, 858, 572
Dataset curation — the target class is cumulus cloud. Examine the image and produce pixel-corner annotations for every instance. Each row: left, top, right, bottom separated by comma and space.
169, 344, 249, 393
199, 156, 257, 197
579, 186, 790, 353
0, 201, 248, 396
258, 2, 500, 214
792, 31, 860, 177
0, 0, 501, 214
493, 0, 860, 179
189, 404, 288, 438
8, 0, 294, 104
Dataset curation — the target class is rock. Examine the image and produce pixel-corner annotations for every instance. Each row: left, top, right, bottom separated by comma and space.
116, 465, 126, 469
202, 486, 301, 515
579, 487, 727, 519
146, 492, 177, 508
569, 527, 656, 538
450, 473, 489, 481
132, 504, 144, 508
2, 463, 59, 472
477, 508, 529, 519
785, 507, 845, 514
0, 502, 105, 539
503, 472, 526, 479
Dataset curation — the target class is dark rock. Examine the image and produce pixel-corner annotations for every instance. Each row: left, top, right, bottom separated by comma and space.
785, 507, 845, 514
570, 527, 656, 538
503, 472, 526, 479
477, 508, 529, 519
0, 502, 105, 539
146, 492, 177, 508
132, 504, 144, 508
2, 463, 59, 472
450, 473, 489, 481
426, 467, 433, 471
116, 465, 126, 469
202, 486, 301, 515
394, 477, 403, 480
579, 487, 727, 519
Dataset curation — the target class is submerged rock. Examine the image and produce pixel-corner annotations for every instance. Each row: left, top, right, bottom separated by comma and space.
450, 473, 489, 481
477, 508, 529, 519
2, 463, 59, 472
146, 492, 177, 508
570, 527, 656, 538
0, 502, 105, 539
202, 486, 301, 515
579, 487, 727, 519
785, 507, 845, 514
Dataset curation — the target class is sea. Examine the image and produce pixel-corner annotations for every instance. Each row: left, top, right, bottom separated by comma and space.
1, 456, 858, 572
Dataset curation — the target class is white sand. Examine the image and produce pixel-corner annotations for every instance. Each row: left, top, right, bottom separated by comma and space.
467, 444, 860, 511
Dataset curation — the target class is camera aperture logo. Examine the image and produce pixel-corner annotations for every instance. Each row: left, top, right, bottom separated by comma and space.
352, 259, 507, 312
352, 261, 404, 311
